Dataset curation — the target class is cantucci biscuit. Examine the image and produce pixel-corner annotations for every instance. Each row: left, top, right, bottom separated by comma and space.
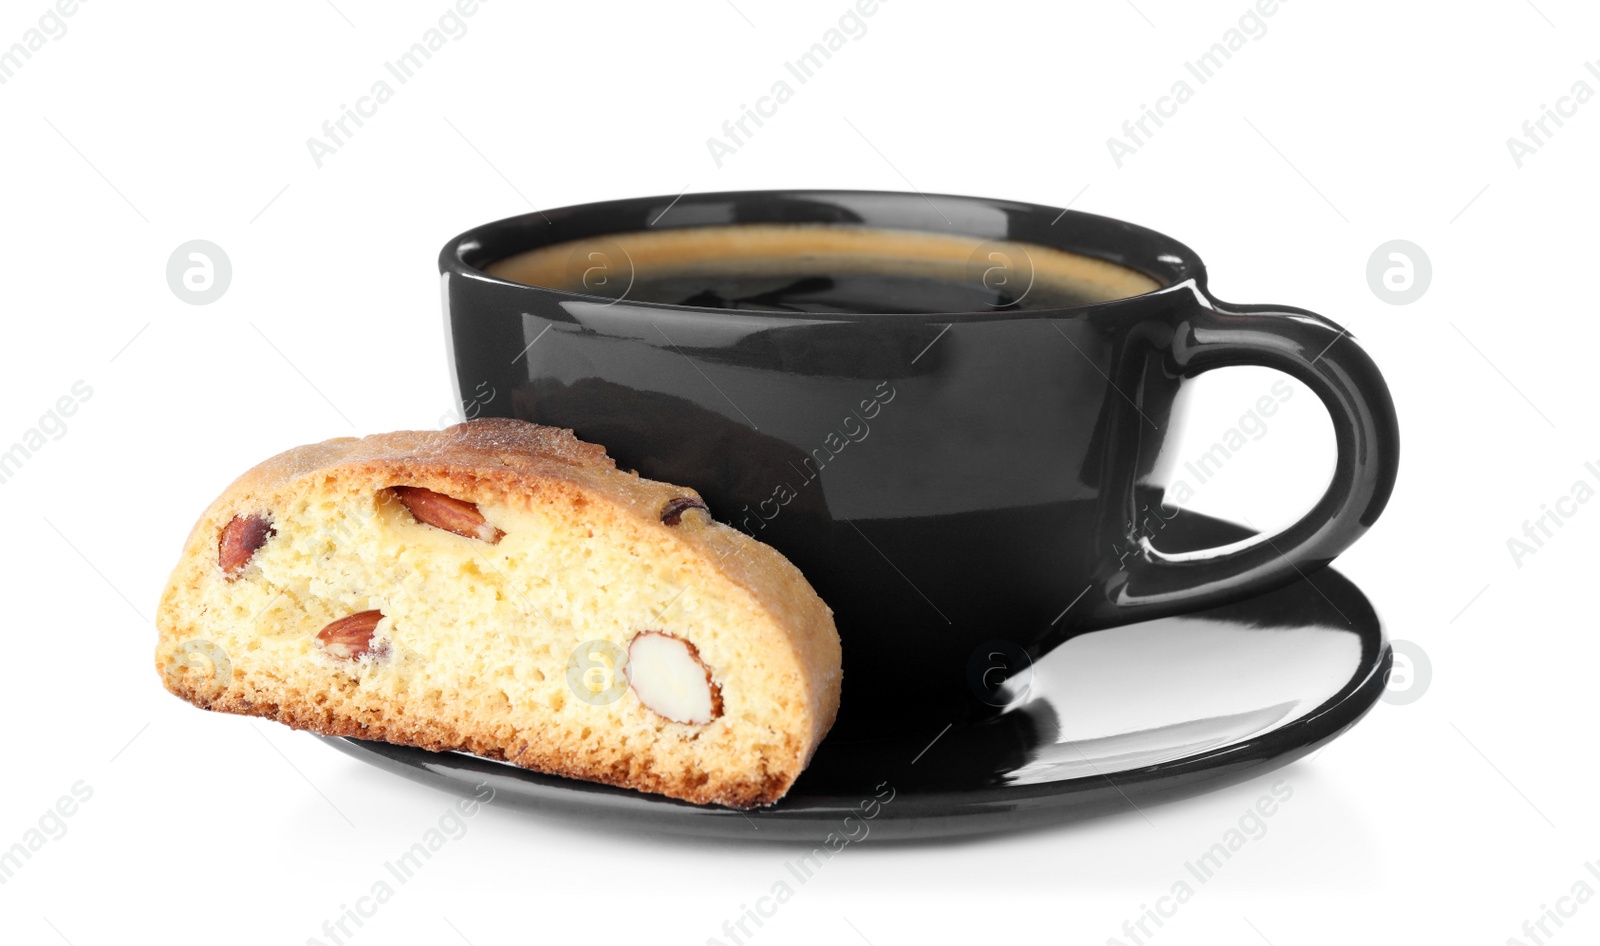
155, 419, 841, 807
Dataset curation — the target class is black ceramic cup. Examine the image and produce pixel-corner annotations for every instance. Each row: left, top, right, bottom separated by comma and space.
440, 190, 1400, 731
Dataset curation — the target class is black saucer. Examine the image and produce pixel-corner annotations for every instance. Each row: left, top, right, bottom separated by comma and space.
324, 515, 1388, 842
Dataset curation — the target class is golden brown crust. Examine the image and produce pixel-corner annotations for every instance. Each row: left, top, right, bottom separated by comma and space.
165, 674, 791, 807
155, 418, 840, 808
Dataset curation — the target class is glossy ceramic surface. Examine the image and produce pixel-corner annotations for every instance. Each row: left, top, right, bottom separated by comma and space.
327, 512, 1389, 842
439, 190, 1400, 728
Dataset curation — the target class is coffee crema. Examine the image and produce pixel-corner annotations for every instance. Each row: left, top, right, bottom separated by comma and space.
484, 225, 1162, 314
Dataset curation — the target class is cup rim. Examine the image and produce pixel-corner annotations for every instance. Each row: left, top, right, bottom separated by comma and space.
439, 188, 1210, 320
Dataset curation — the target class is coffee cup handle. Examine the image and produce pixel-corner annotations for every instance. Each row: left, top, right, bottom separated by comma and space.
1101, 299, 1400, 618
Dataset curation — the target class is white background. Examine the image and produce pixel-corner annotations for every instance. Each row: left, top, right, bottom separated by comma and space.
1, 0, 1596, 943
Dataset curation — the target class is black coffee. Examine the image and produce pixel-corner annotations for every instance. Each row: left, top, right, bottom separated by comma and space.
486, 224, 1161, 314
